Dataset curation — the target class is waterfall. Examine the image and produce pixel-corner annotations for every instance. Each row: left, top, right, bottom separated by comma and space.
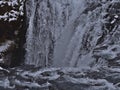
25, 0, 120, 68
25, 0, 36, 65
53, 0, 85, 67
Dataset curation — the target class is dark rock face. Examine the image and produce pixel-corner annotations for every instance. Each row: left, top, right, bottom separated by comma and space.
0, 0, 26, 67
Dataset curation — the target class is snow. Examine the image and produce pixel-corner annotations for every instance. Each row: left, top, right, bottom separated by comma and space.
0, 66, 10, 73
0, 1, 2, 4
0, 0, 24, 22
111, 19, 117, 24
0, 40, 14, 53
0, 10, 20, 21
114, 15, 119, 18
9, 17, 17, 22
0, 0, 18, 6
0, 66, 4, 70
0, 13, 8, 20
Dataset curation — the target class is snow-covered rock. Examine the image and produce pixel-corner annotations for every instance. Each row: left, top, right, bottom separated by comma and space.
0, 0, 24, 22
0, 0, 26, 67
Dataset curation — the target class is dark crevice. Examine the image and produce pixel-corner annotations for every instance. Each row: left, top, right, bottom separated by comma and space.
10, 3, 27, 67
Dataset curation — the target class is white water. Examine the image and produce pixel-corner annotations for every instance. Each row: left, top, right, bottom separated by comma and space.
53, 0, 85, 67
25, 0, 120, 68
25, 0, 36, 65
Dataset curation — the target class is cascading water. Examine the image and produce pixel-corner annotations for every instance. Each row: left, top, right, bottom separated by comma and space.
25, 0, 55, 67
0, 0, 120, 90
53, 0, 86, 67
25, 0, 86, 67
25, 0, 120, 69
25, 0, 36, 65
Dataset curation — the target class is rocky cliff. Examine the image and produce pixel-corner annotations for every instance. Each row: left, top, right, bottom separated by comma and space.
0, 0, 26, 67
